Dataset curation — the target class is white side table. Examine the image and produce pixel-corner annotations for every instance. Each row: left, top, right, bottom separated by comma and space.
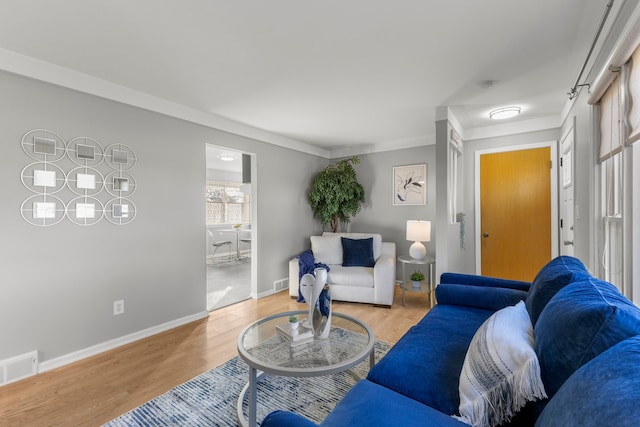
397, 255, 436, 308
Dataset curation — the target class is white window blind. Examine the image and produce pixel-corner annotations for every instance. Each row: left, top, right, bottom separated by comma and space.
206, 181, 251, 225
599, 75, 623, 162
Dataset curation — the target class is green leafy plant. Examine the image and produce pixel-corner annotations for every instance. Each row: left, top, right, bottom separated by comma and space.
410, 270, 425, 281
308, 156, 365, 232
288, 315, 298, 323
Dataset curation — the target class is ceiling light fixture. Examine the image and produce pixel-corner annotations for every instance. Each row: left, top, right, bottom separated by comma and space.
219, 154, 234, 161
489, 106, 521, 120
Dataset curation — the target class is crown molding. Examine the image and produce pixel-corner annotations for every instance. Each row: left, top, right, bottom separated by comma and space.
328, 134, 435, 159
463, 115, 561, 141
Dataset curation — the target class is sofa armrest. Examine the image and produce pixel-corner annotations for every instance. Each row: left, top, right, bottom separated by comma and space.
289, 258, 300, 298
440, 272, 531, 292
373, 242, 396, 306
436, 283, 528, 311
262, 410, 318, 427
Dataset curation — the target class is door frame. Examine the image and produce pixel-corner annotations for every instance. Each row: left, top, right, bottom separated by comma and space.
205, 143, 258, 303
560, 120, 575, 257
474, 141, 559, 275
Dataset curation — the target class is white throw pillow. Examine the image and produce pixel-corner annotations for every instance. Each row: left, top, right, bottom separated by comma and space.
454, 301, 547, 427
310, 235, 343, 265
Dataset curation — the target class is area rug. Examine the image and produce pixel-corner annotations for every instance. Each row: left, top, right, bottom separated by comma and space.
104, 340, 390, 427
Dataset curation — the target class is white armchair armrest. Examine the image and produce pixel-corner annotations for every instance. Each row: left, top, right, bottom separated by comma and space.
374, 242, 396, 306
289, 258, 301, 299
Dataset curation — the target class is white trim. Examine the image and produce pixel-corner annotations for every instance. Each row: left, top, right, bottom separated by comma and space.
631, 143, 640, 306
464, 116, 560, 142
328, 134, 435, 159
255, 289, 276, 299
474, 141, 559, 274
38, 310, 209, 373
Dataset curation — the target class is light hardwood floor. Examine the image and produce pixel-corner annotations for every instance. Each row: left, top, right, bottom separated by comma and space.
0, 288, 431, 427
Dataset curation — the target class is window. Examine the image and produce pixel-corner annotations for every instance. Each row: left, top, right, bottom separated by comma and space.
448, 127, 463, 224
206, 181, 251, 225
597, 73, 624, 292
591, 21, 640, 304
599, 152, 624, 288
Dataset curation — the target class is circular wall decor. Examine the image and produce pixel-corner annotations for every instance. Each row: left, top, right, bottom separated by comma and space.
66, 166, 105, 196
21, 129, 67, 162
21, 162, 67, 194
66, 196, 105, 226
104, 197, 137, 225
20, 194, 66, 227
20, 129, 138, 226
66, 137, 105, 167
104, 170, 137, 197
105, 143, 137, 171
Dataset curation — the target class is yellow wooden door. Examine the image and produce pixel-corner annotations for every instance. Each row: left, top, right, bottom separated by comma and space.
480, 147, 552, 281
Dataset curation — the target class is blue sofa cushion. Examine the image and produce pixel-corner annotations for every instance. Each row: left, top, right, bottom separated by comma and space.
534, 276, 640, 397
320, 380, 469, 427
535, 335, 640, 427
436, 283, 527, 312
440, 272, 531, 291
525, 256, 588, 326
262, 410, 319, 427
367, 304, 493, 415
341, 237, 375, 267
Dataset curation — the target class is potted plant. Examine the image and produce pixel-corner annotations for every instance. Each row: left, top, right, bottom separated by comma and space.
410, 270, 425, 288
308, 156, 365, 232
288, 315, 299, 332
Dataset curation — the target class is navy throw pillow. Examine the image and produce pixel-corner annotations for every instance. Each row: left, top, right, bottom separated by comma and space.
341, 237, 375, 267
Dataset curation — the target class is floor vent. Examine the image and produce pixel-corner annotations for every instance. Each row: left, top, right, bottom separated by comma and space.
1, 351, 38, 386
273, 278, 289, 292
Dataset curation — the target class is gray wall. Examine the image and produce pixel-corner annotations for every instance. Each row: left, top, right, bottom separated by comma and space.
0, 71, 322, 363
206, 168, 242, 182
343, 145, 436, 259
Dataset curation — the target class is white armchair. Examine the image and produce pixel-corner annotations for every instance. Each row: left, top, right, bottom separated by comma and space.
289, 232, 396, 307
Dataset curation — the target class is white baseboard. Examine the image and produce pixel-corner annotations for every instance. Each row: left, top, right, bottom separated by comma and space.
255, 289, 275, 299
38, 310, 210, 373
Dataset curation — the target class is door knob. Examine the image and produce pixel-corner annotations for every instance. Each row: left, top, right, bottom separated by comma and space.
563, 240, 574, 246
483, 232, 490, 238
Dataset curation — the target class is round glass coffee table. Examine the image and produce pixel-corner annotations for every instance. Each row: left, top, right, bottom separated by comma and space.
236, 310, 375, 427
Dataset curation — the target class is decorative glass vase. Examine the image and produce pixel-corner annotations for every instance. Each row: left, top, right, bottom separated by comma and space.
299, 267, 332, 339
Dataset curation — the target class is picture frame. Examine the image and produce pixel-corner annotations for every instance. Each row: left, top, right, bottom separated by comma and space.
393, 164, 427, 205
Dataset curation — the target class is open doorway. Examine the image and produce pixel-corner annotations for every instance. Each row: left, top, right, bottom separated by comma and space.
205, 144, 253, 310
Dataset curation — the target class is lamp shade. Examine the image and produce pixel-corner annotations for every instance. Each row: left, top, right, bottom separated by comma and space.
406, 220, 431, 260
406, 220, 431, 242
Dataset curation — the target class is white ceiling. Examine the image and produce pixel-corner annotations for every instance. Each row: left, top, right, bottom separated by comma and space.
0, 1, 613, 155
206, 145, 243, 172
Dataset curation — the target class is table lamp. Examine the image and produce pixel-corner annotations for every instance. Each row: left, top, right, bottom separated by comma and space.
406, 220, 431, 260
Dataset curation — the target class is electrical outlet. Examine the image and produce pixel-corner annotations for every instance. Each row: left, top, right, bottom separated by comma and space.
113, 300, 124, 316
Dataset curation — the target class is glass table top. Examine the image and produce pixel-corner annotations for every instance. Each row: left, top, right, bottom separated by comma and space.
237, 310, 374, 377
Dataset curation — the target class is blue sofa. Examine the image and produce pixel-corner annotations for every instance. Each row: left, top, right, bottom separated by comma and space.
262, 256, 640, 427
